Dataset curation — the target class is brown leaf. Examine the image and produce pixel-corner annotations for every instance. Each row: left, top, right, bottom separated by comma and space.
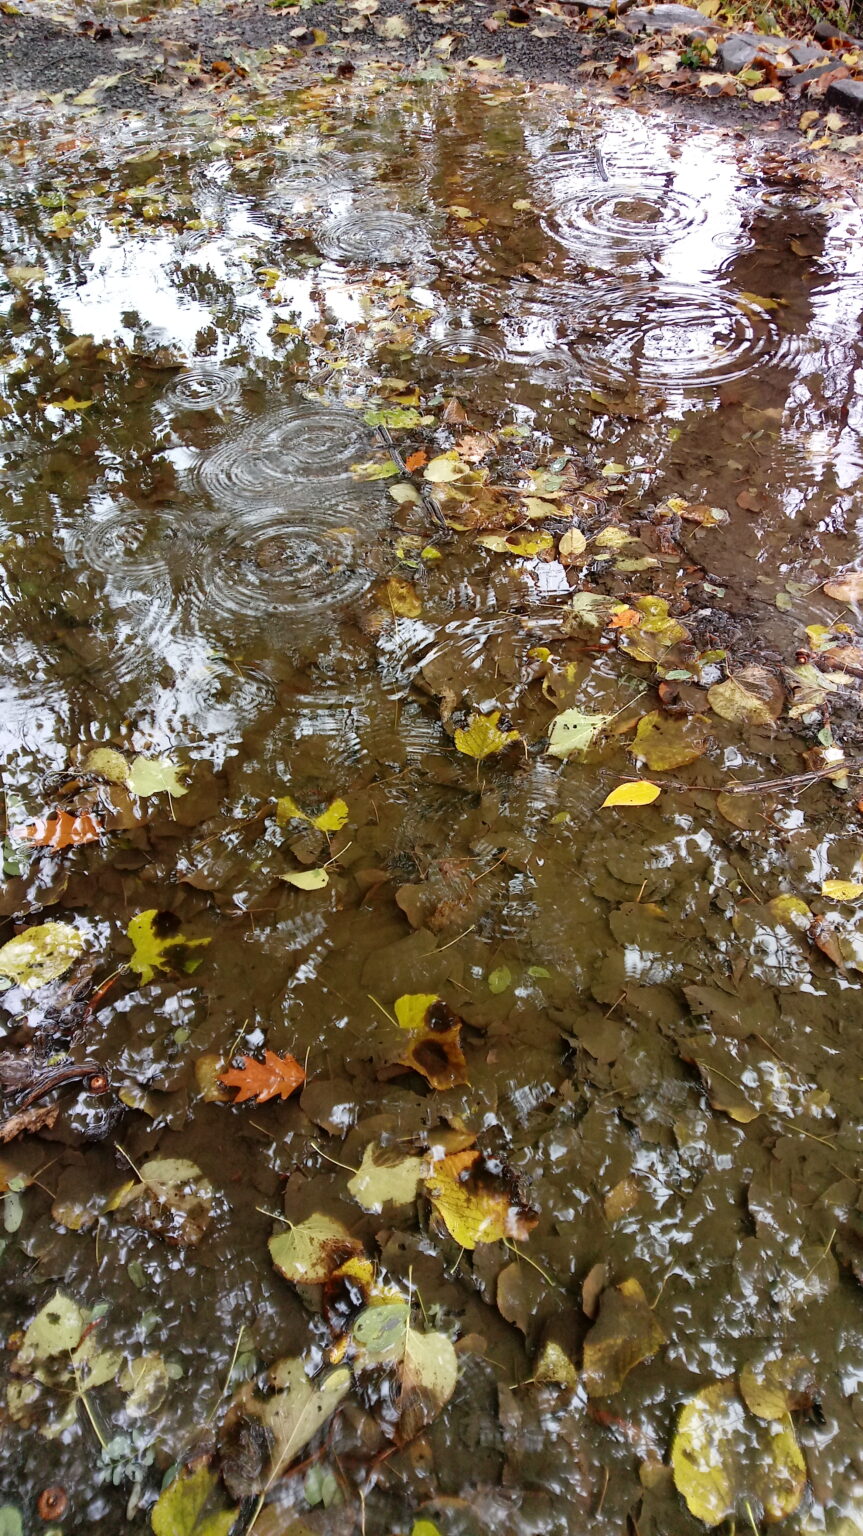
398, 1021, 469, 1091
219, 1049, 305, 1104
11, 811, 103, 849
582, 1261, 608, 1320
0, 1102, 59, 1142
582, 1278, 666, 1396
441, 397, 469, 425
824, 571, 863, 603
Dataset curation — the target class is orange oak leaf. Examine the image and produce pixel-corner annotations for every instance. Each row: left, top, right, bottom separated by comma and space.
219, 1049, 306, 1104
11, 811, 103, 849
405, 450, 427, 472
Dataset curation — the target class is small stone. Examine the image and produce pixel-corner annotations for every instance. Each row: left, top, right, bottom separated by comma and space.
788, 40, 826, 65
718, 34, 760, 72
826, 78, 863, 114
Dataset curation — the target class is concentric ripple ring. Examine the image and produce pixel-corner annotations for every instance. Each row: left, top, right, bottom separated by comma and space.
163, 364, 241, 412
191, 406, 370, 506
317, 209, 428, 265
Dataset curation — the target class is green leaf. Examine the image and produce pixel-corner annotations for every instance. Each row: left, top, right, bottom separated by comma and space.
151, 1462, 238, 1536
18, 1291, 84, 1370
127, 755, 189, 798
0, 922, 85, 991
454, 710, 520, 761
487, 966, 512, 995
547, 708, 612, 760
0, 1510, 23, 1536
347, 1145, 426, 1213
671, 1379, 806, 1526
127, 910, 211, 984
363, 406, 422, 429
269, 1213, 361, 1284
256, 1360, 351, 1482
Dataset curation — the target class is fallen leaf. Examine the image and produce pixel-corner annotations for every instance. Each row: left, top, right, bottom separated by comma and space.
558, 527, 587, 562
750, 86, 783, 102
219, 1049, 305, 1104
347, 1144, 427, 1212
398, 1019, 469, 1090
824, 572, 863, 603
382, 576, 422, 617
424, 1148, 538, 1249
707, 667, 783, 726
282, 868, 330, 890
671, 1379, 807, 1526
127, 755, 189, 798
269, 1213, 362, 1284
630, 710, 709, 771
394, 993, 443, 1030
0, 922, 85, 991
477, 531, 554, 556
547, 708, 612, 760
83, 747, 130, 784
253, 1360, 351, 1480
821, 880, 863, 902
151, 1462, 238, 1536
114, 1159, 214, 1247
601, 782, 661, 808
454, 710, 520, 760
352, 1303, 458, 1443
582, 1278, 666, 1396
0, 1103, 59, 1143
276, 795, 349, 832
127, 910, 211, 984
48, 396, 93, 412
11, 811, 102, 849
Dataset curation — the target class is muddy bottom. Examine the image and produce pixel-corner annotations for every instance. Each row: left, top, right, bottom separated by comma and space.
1, 66, 863, 1536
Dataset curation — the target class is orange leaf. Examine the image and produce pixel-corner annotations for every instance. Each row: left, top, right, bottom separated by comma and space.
609, 607, 639, 629
11, 811, 103, 849
405, 450, 427, 472
219, 1048, 305, 1104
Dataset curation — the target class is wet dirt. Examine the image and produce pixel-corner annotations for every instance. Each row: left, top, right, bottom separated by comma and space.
1, 51, 863, 1536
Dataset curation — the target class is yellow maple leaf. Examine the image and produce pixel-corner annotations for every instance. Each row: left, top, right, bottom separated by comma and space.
454, 711, 520, 761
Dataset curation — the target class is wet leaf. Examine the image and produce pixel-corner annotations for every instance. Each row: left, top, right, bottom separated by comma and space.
547, 708, 612, 759
488, 965, 511, 994
352, 1304, 458, 1443
0, 922, 85, 991
630, 710, 709, 771
394, 993, 442, 1030
821, 880, 863, 902
17, 1290, 84, 1368
824, 571, 863, 603
269, 1214, 362, 1284
558, 527, 587, 561
151, 1462, 238, 1536
50, 396, 93, 412
707, 667, 783, 726
347, 1143, 427, 1212
219, 1049, 305, 1103
364, 406, 422, 429
282, 868, 330, 890
5, 265, 45, 287
83, 747, 130, 784
671, 1379, 807, 1526
454, 710, 520, 760
127, 910, 211, 984
257, 1360, 351, 1479
127, 755, 189, 798
10, 811, 102, 849
117, 1159, 214, 1247
0, 1509, 22, 1536
382, 576, 422, 617
276, 795, 348, 832
477, 531, 554, 556
398, 1020, 469, 1090
119, 1354, 172, 1417
601, 782, 660, 808
582, 1278, 666, 1396
424, 1148, 538, 1249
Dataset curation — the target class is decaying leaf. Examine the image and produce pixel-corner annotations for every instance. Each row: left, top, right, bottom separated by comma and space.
398, 1018, 469, 1090
707, 667, 783, 726
601, 782, 660, 808
547, 708, 612, 760
454, 710, 520, 761
9, 1290, 122, 1438
83, 747, 131, 785
10, 811, 102, 849
352, 1303, 458, 1443
219, 1049, 305, 1104
151, 1461, 238, 1536
582, 1278, 666, 1396
269, 1213, 362, 1284
477, 531, 554, 556
630, 711, 709, 771
347, 1143, 427, 1212
821, 880, 863, 902
738, 1355, 814, 1421
671, 1379, 807, 1526
127, 910, 211, 984
381, 576, 422, 617
424, 1148, 538, 1249
618, 596, 689, 662
114, 1158, 214, 1247
824, 571, 863, 603
0, 923, 85, 991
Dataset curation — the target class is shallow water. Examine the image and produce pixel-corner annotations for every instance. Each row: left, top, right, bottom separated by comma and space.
1, 71, 863, 1536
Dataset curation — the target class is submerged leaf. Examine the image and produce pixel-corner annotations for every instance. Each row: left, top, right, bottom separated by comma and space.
671, 1379, 806, 1526
258, 1360, 351, 1480
630, 710, 709, 771
151, 1462, 238, 1536
282, 868, 330, 890
0, 923, 85, 991
398, 1020, 469, 1090
127, 910, 211, 985
116, 1159, 214, 1247
821, 880, 863, 902
127, 755, 189, 798
269, 1214, 362, 1284
707, 667, 783, 726
424, 1148, 538, 1249
582, 1278, 666, 1396
454, 710, 520, 761
824, 571, 863, 603
348, 1144, 427, 1212
219, 1049, 305, 1104
11, 810, 102, 849
352, 1304, 458, 1443
477, 531, 554, 556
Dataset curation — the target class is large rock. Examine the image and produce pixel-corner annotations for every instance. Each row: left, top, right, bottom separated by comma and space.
826, 77, 863, 114
625, 3, 720, 33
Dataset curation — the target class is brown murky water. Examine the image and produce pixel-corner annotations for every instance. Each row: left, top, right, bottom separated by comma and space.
2, 71, 863, 1536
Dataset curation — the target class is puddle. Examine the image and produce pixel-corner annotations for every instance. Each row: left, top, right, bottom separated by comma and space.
1, 70, 863, 1536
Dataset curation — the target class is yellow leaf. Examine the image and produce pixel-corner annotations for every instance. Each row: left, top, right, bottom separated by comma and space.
282, 868, 330, 890
394, 993, 441, 1031
522, 497, 559, 520
601, 782, 660, 808
671, 1379, 806, 1526
558, 528, 587, 561
275, 794, 305, 825
630, 710, 708, 771
383, 575, 422, 617
424, 1149, 538, 1249
127, 910, 210, 985
454, 710, 520, 761
821, 880, 863, 902
477, 531, 553, 557
424, 453, 467, 483
0, 922, 84, 991
749, 86, 783, 103
312, 798, 349, 833
49, 396, 93, 412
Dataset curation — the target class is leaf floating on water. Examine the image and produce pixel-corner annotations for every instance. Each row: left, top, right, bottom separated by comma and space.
269, 1213, 362, 1284
382, 575, 422, 617
127, 910, 211, 985
11, 811, 102, 849
347, 1143, 427, 1213
738, 1355, 813, 1422
275, 794, 348, 833
454, 710, 520, 761
671, 1379, 807, 1526
821, 880, 863, 902
282, 868, 330, 890
601, 782, 660, 808
127, 755, 189, 798
151, 1461, 238, 1536
630, 710, 709, 771
352, 1303, 458, 1443
394, 993, 442, 1031
115, 1158, 214, 1247
5, 264, 45, 287
0, 922, 85, 991
547, 707, 612, 760
219, 1049, 305, 1104
582, 1278, 666, 1396
49, 396, 93, 412
83, 747, 130, 785
476, 531, 554, 556
824, 571, 863, 603
398, 1019, 469, 1090
424, 1148, 538, 1249
707, 667, 784, 726
487, 965, 512, 994
254, 1360, 351, 1482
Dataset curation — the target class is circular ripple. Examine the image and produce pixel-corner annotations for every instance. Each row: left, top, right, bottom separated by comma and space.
317, 209, 429, 266
188, 502, 379, 634
424, 330, 506, 373
72, 504, 193, 584
191, 407, 370, 506
163, 364, 241, 412
567, 282, 790, 392
545, 182, 704, 253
